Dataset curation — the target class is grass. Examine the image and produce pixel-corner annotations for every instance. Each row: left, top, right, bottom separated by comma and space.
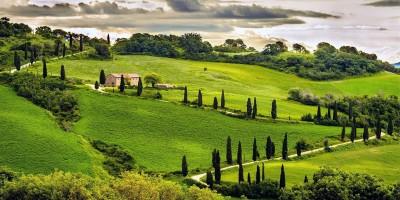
72, 88, 347, 172
0, 85, 105, 175
220, 138, 400, 186
28, 55, 400, 120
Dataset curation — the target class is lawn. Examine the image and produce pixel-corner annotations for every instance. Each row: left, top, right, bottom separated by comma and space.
72, 88, 347, 172
27, 55, 400, 120
0, 85, 104, 175
220, 139, 400, 186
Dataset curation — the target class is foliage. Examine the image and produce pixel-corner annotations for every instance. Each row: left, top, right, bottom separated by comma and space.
93, 43, 111, 59
214, 179, 280, 199
144, 73, 161, 87
288, 88, 319, 105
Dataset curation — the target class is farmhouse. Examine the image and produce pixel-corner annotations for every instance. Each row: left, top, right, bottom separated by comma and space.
105, 73, 140, 87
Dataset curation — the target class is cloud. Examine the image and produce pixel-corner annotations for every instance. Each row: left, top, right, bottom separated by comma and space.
165, 0, 205, 12
365, 0, 400, 7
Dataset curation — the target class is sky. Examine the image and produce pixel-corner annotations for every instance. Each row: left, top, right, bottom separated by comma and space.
1, 0, 399, 63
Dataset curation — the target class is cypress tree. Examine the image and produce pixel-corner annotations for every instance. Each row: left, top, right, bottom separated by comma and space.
246, 98, 252, 118
42, 58, 47, 78
296, 141, 301, 157
14, 52, 21, 71
363, 125, 369, 142
256, 165, 261, 184
266, 136, 272, 159
221, 89, 225, 108
79, 34, 83, 52
206, 170, 213, 188
69, 33, 73, 48
252, 137, 258, 161
387, 117, 393, 136
212, 149, 217, 168
271, 142, 275, 157
252, 97, 257, 119
137, 77, 143, 96
30, 49, 34, 64
341, 125, 346, 141
327, 105, 331, 120
99, 70, 106, 85
213, 97, 218, 109
24, 43, 28, 60
238, 163, 244, 183
183, 86, 188, 104
304, 175, 308, 183
214, 151, 221, 184
107, 34, 110, 45
60, 65, 65, 80
333, 101, 338, 121
94, 81, 99, 90
271, 99, 277, 119
262, 162, 265, 181
54, 40, 60, 56
282, 133, 288, 160
33, 48, 37, 59
62, 43, 66, 57
181, 155, 188, 177
279, 164, 286, 189
247, 172, 251, 184
237, 141, 242, 164
375, 116, 381, 139
348, 103, 353, 119
226, 136, 232, 164
316, 105, 321, 122
197, 90, 203, 107
119, 75, 125, 92
351, 117, 356, 143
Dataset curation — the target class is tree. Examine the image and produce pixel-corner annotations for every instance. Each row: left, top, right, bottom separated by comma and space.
30, 49, 34, 64
181, 155, 188, 177
375, 116, 382, 139
256, 165, 261, 184
293, 43, 309, 53
279, 164, 286, 189
237, 141, 242, 164
226, 136, 232, 164
363, 125, 369, 142
271, 142, 275, 157
24, 43, 28, 60
351, 117, 356, 143
79, 34, 83, 52
62, 43, 66, 58
119, 75, 125, 92
42, 58, 47, 78
14, 51, 21, 71
214, 151, 221, 184
246, 98, 252, 118
197, 90, 202, 107
238, 163, 244, 183
341, 125, 346, 141
247, 172, 251, 184
137, 77, 143, 96
206, 170, 213, 188
348, 103, 353, 119
221, 89, 225, 108
144, 73, 161, 87
183, 86, 188, 104
69, 32, 73, 49
95, 44, 111, 58
60, 65, 65, 80
266, 136, 273, 159
326, 106, 331, 120
99, 70, 106, 85
262, 41, 287, 55
296, 141, 302, 157
271, 99, 277, 119
107, 34, 110, 45
252, 137, 258, 161
213, 97, 218, 109
333, 101, 338, 121
35, 26, 52, 38
252, 97, 257, 119
282, 133, 288, 160
262, 162, 265, 181
54, 40, 61, 56
387, 117, 393, 136
304, 175, 308, 183
94, 81, 99, 90
316, 105, 322, 122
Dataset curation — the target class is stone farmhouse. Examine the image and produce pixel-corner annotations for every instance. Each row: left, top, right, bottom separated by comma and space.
105, 73, 140, 87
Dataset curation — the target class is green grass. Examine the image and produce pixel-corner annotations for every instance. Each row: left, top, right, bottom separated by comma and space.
28, 55, 400, 120
71, 88, 346, 172
0, 85, 104, 175
220, 139, 400, 186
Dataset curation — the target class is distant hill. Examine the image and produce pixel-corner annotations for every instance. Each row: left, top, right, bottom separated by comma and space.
394, 62, 400, 68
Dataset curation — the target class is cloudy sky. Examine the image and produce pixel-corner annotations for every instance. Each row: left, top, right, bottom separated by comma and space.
1, 0, 399, 63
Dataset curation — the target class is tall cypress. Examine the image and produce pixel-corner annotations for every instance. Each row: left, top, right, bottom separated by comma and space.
214, 150, 221, 184
14, 52, 21, 71
137, 77, 143, 96
282, 133, 288, 160
333, 101, 338, 121
341, 125, 346, 141
252, 97, 257, 119
375, 116, 381, 139
221, 89, 225, 108
296, 141, 302, 157
30, 49, 34, 64
238, 163, 244, 183
348, 103, 353, 119
183, 86, 188, 104
181, 155, 188, 177
266, 136, 272, 159
119, 75, 125, 92
94, 81, 99, 90
206, 170, 213, 188
24, 43, 28, 60
33, 48, 37, 59
246, 98, 252, 118
69, 33, 73, 48
271, 142, 275, 157
62, 43, 66, 57
304, 175, 308, 183
350, 117, 356, 143
387, 117, 393, 136
316, 105, 321, 122
79, 34, 83, 52
247, 172, 251, 184
262, 162, 265, 181
327, 105, 331, 120
279, 164, 286, 189
363, 125, 369, 142
256, 165, 261, 184
213, 97, 218, 109
197, 90, 202, 107
54, 40, 60, 56
60, 65, 65, 80
226, 136, 232, 164
252, 137, 258, 161
42, 58, 47, 78
237, 141, 242, 164
271, 99, 277, 119
99, 70, 106, 85
212, 149, 217, 168
107, 34, 110, 45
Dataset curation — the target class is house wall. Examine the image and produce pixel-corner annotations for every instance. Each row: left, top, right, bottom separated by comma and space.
105, 76, 121, 87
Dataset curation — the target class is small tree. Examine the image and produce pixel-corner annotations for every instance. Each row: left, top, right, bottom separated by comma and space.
266, 136, 273, 159
238, 163, 244, 183
333, 101, 338, 121
341, 125, 346, 141
271, 142, 275, 157
30, 49, 34, 64
42, 58, 47, 78
226, 136, 232, 164
304, 175, 308, 183
316, 104, 322, 123
324, 139, 331, 152
348, 103, 353, 119
296, 141, 302, 157
252, 97, 257, 119
221, 89, 225, 108
214, 151, 221, 184
137, 77, 143, 96
94, 81, 99, 90
279, 164, 286, 189
363, 125, 369, 142
119, 75, 125, 92
213, 97, 218, 109
62, 43, 66, 57
387, 117, 393, 136
183, 86, 188, 104
69, 33, 73, 48
237, 141, 242, 164
107, 34, 111, 45
60, 65, 65, 80
206, 171, 213, 188
99, 70, 106, 85
351, 117, 356, 143
181, 155, 188, 177
14, 52, 21, 71
282, 133, 288, 160
262, 162, 265, 181
271, 99, 277, 119
79, 34, 83, 52
256, 165, 261, 184
144, 73, 161, 87
197, 90, 203, 107
246, 98, 252, 118
24, 43, 28, 60
247, 172, 251, 184
252, 137, 258, 161
375, 116, 381, 139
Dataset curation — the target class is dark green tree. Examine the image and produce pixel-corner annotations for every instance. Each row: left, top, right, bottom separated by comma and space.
60, 65, 65, 80
256, 165, 261, 184
350, 117, 356, 142
99, 70, 106, 85
24, 43, 28, 60
62, 43, 66, 57
252, 97, 257, 119
119, 75, 125, 92
69, 33, 73, 48
42, 58, 47, 78
137, 77, 143, 96
279, 164, 286, 189
30, 49, 34, 64
79, 34, 83, 52
94, 81, 99, 90
316, 105, 322, 122
107, 34, 110, 45
304, 175, 308, 183
247, 172, 251, 184
333, 101, 338, 121
238, 163, 244, 183
54, 40, 60, 56
197, 90, 203, 107
212, 149, 217, 168
296, 141, 302, 157
181, 155, 188, 177
375, 116, 382, 139
271, 99, 277, 119
341, 125, 346, 141
246, 98, 252, 118
183, 86, 188, 104
271, 142, 276, 157
252, 137, 258, 161
226, 136, 232, 164
214, 151, 221, 184
282, 133, 288, 160
262, 162, 265, 181
363, 125, 369, 142
221, 89, 225, 108
237, 141, 242, 164
213, 97, 218, 109
327, 105, 331, 120
348, 103, 353, 119
206, 170, 213, 188
266, 136, 273, 159
14, 51, 21, 71
387, 117, 393, 136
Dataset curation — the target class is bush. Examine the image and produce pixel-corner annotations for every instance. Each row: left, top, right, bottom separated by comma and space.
214, 179, 280, 199
288, 88, 320, 105
301, 113, 314, 122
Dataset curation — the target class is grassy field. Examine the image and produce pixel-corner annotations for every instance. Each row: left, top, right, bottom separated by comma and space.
27, 55, 400, 120
220, 138, 400, 186
71, 88, 348, 172
0, 85, 105, 175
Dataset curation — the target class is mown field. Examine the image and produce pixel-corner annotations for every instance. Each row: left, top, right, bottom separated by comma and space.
220, 138, 400, 186
0, 85, 105, 175
28, 55, 400, 120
